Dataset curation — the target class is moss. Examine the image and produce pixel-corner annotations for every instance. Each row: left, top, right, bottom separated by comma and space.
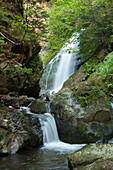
23, 118, 30, 131
0, 129, 11, 150
93, 110, 111, 122
68, 144, 113, 170
0, 88, 8, 95
0, 67, 3, 73
106, 102, 112, 110
80, 52, 113, 101
77, 122, 100, 143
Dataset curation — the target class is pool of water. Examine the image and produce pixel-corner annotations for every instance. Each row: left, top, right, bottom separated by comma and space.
0, 143, 85, 170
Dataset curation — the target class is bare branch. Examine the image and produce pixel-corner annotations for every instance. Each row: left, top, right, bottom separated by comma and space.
0, 32, 20, 45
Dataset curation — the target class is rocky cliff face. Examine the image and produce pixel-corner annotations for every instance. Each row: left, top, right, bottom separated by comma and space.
0, 0, 43, 97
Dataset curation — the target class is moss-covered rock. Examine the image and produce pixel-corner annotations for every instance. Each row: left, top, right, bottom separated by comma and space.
68, 144, 113, 170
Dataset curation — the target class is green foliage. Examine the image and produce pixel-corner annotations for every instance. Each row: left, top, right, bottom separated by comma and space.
83, 57, 102, 78
47, 0, 77, 56
98, 53, 113, 90
81, 52, 113, 102
5, 65, 33, 77
22, 0, 48, 42
0, 6, 11, 52
47, 0, 113, 60
78, 86, 103, 106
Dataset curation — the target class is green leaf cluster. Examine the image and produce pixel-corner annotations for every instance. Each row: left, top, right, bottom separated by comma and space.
98, 53, 113, 90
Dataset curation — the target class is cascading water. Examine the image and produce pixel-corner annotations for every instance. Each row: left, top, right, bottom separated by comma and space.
39, 33, 82, 95
52, 34, 79, 93
38, 112, 85, 151
39, 113, 59, 144
19, 106, 85, 152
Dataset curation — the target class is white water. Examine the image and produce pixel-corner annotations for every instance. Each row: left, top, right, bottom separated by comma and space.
45, 56, 59, 91
52, 34, 79, 93
39, 113, 59, 144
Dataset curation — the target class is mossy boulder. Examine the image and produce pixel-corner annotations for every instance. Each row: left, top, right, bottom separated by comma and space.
68, 144, 113, 170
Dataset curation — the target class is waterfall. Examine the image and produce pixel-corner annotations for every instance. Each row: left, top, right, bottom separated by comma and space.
39, 33, 82, 95
52, 34, 79, 93
44, 56, 59, 91
39, 113, 59, 144
39, 112, 86, 151
19, 33, 86, 152
19, 106, 86, 152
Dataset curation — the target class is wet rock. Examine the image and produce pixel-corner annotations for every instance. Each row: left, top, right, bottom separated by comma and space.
29, 99, 47, 114
0, 104, 43, 155
68, 144, 113, 170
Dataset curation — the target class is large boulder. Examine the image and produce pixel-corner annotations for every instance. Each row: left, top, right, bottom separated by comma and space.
51, 91, 112, 144
68, 144, 113, 170
51, 56, 113, 144
0, 104, 43, 155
